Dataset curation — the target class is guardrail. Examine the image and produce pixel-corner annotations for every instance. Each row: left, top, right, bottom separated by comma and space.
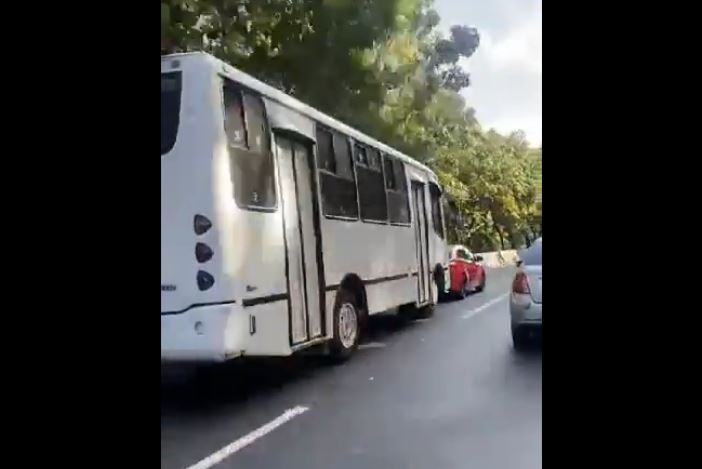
475, 250, 519, 268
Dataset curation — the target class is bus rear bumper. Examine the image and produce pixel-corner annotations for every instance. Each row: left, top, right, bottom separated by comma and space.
161, 303, 240, 363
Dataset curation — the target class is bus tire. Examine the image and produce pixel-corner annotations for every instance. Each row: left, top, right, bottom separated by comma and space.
328, 288, 360, 362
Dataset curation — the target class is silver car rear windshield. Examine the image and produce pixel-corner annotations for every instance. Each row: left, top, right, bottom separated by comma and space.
519, 243, 542, 265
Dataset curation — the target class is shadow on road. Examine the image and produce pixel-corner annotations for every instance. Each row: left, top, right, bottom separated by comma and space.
161, 312, 418, 415
510, 339, 542, 365
161, 355, 324, 414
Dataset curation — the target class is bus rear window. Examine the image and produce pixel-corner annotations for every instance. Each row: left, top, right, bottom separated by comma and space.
161, 72, 181, 155
223, 79, 276, 210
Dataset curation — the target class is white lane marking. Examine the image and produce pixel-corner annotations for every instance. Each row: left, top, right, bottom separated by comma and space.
358, 342, 386, 350
185, 406, 309, 469
461, 294, 509, 320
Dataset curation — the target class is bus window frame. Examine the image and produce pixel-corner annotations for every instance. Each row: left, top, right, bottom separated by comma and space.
220, 75, 278, 213
315, 126, 360, 223
384, 155, 411, 227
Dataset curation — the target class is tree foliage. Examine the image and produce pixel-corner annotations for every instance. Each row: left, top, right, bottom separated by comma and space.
161, 0, 541, 251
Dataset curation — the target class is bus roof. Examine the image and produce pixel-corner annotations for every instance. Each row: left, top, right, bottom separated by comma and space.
162, 52, 438, 181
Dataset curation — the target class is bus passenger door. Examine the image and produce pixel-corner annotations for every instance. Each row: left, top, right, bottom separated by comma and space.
411, 181, 432, 304
275, 135, 325, 345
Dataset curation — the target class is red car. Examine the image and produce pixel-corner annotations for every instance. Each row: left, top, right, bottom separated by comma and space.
448, 245, 487, 298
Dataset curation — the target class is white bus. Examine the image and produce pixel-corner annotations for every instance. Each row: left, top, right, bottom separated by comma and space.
161, 52, 448, 363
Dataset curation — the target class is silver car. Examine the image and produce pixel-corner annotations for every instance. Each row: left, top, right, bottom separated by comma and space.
510, 240, 542, 349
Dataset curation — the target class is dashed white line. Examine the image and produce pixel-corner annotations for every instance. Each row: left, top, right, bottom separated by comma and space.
184, 406, 309, 469
461, 294, 509, 320
181, 295, 508, 469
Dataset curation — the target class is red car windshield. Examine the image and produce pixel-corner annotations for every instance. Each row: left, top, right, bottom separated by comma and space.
453, 248, 473, 261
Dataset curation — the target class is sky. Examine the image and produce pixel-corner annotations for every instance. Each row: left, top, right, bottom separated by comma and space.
433, 0, 542, 146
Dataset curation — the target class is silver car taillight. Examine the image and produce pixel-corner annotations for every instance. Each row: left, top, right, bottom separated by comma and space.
512, 272, 531, 294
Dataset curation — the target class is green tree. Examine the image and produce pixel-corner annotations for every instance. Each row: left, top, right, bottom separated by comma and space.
161, 0, 540, 252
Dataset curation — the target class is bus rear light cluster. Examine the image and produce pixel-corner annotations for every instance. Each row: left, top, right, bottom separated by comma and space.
194, 215, 214, 289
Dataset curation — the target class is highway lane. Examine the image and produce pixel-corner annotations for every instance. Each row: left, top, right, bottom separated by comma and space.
161, 267, 541, 469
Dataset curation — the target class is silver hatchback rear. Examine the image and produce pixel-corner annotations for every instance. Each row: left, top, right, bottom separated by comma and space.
510, 241, 542, 349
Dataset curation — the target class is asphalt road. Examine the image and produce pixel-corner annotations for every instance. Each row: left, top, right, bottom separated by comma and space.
161, 267, 541, 469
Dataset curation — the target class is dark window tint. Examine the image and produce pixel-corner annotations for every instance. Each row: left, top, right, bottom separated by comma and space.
333, 133, 354, 180
243, 93, 268, 154
353, 142, 386, 222
394, 159, 407, 192
317, 126, 358, 219
316, 128, 335, 173
384, 156, 396, 190
387, 191, 409, 224
386, 158, 410, 224
354, 144, 368, 166
519, 243, 542, 266
320, 173, 359, 219
223, 84, 246, 147
430, 183, 444, 238
161, 72, 182, 155
357, 166, 387, 222
223, 79, 275, 209
367, 148, 381, 171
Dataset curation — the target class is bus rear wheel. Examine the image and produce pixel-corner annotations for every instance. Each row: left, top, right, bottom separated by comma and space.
328, 288, 360, 362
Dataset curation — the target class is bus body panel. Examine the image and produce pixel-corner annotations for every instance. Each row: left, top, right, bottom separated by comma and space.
320, 220, 416, 314
239, 302, 292, 356
161, 303, 234, 363
162, 55, 294, 359
161, 52, 448, 362
162, 56, 235, 314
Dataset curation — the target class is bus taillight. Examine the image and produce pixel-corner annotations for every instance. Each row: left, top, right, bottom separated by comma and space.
193, 214, 212, 235
197, 270, 215, 291
195, 242, 214, 263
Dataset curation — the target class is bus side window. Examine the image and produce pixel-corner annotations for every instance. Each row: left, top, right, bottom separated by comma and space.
385, 157, 410, 225
356, 144, 387, 223
316, 126, 359, 219
316, 128, 335, 173
333, 133, 354, 180
429, 183, 445, 238
367, 148, 381, 171
354, 144, 368, 166
383, 155, 396, 190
